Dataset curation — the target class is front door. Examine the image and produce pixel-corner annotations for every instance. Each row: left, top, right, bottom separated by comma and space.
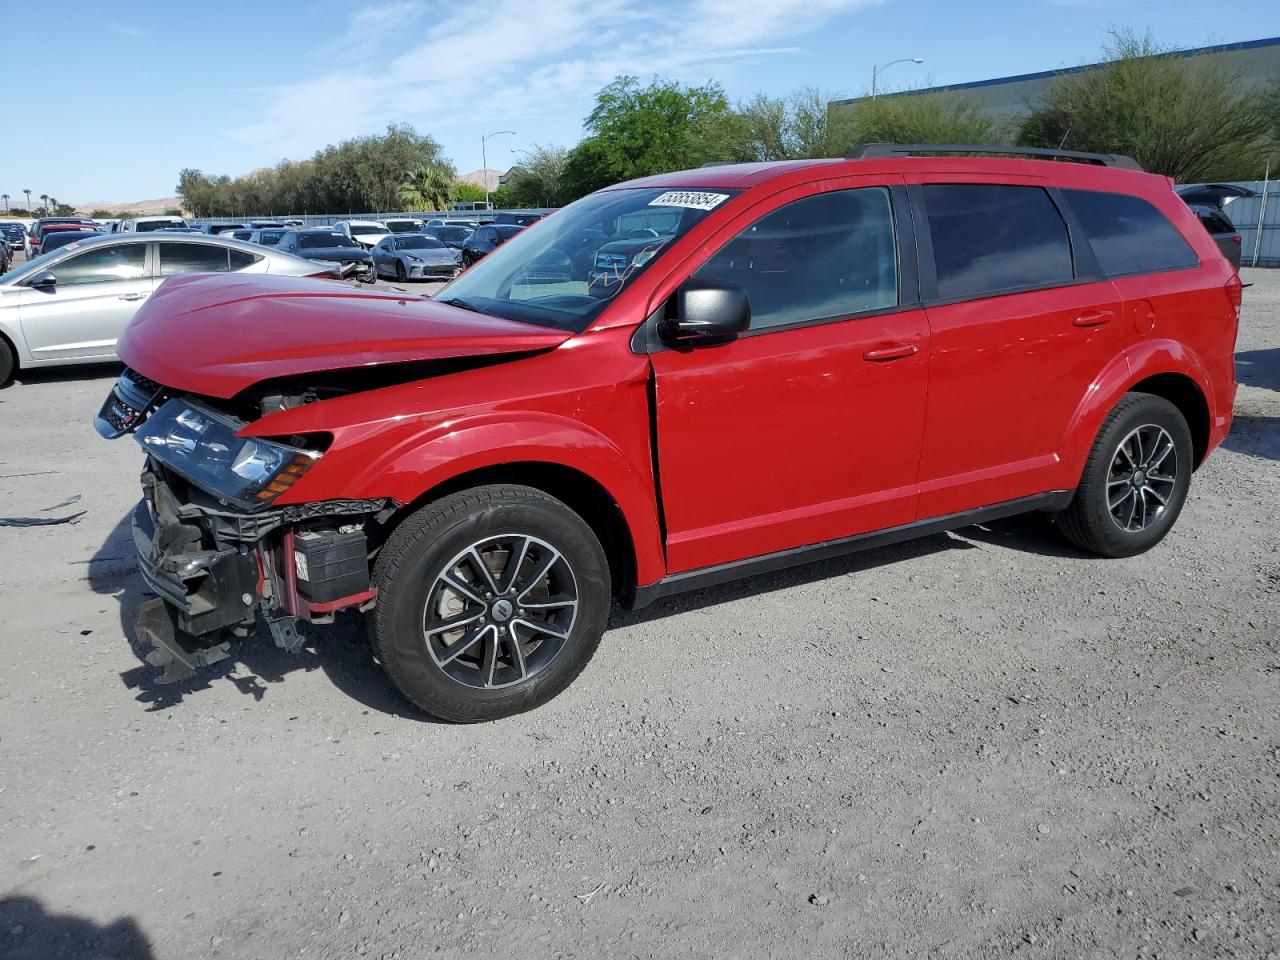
18, 241, 154, 361
649, 184, 930, 573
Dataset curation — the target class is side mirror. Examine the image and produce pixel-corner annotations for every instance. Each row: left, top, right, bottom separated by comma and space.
660, 278, 750, 344
28, 270, 57, 290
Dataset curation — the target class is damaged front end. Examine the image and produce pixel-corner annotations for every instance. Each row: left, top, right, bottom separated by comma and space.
97, 368, 390, 682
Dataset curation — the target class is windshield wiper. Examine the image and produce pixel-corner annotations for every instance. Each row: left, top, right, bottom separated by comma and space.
440, 297, 484, 315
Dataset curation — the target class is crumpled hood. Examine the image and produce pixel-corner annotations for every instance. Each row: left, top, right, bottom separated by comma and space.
117, 273, 573, 399
299, 246, 372, 262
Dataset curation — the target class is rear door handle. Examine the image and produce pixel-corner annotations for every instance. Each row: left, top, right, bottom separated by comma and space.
118, 293, 148, 301
863, 342, 919, 362
1072, 309, 1114, 327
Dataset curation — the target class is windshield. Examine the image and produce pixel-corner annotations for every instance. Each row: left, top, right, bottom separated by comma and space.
300, 232, 356, 249
135, 219, 186, 232
439, 187, 734, 332
399, 236, 443, 250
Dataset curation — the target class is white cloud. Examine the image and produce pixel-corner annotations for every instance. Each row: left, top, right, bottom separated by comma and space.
230, 0, 882, 163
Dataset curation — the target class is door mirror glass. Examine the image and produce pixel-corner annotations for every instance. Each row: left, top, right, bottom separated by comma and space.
27, 270, 57, 289
661, 278, 750, 344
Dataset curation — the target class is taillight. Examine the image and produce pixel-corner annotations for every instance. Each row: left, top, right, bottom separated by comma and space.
1231, 235, 1242, 245
1225, 274, 1243, 316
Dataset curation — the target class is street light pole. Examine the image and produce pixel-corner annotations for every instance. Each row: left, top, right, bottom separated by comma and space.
871, 57, 924, 99
480, 130, 515, 208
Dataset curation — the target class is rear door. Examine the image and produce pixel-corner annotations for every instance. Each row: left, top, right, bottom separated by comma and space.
17, 241, 155, 361
649, 179, 931, 572
907, 177, 1125, 518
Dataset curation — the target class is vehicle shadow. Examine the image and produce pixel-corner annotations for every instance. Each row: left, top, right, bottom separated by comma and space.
0, 894, 153, 960
87, 511, 422, 720
1235, 347, 1280, 393
9, 361, 123, 387
1221, 414, 1280, 462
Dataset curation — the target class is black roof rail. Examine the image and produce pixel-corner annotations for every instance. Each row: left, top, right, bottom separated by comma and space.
846, 142, 1143, 171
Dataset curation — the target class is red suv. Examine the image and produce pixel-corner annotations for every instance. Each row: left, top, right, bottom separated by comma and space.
96, 144, 1241, 721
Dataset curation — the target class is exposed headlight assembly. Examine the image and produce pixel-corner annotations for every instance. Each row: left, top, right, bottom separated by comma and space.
135, 399, 320, 509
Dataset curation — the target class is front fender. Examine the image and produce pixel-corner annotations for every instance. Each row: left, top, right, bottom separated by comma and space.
1059, 338, 1215, 483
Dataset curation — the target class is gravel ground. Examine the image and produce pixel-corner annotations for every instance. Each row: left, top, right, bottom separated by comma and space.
0, 268, 1277, 960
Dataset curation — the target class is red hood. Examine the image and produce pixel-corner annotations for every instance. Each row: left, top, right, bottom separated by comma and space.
117, 273, 572, 398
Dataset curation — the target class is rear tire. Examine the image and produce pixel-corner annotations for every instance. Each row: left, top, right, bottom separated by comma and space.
1058, 392, 1193, 557
370, 484, 610, 722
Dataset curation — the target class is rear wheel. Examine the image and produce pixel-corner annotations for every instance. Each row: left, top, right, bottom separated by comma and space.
1058, 392, 1193, 557
370, 484, 610, 722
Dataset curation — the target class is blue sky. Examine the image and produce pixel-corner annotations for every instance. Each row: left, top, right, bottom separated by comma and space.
4, 0, 1273, 203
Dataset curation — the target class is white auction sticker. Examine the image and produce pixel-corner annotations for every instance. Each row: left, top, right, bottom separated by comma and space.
648, 191, 730, 211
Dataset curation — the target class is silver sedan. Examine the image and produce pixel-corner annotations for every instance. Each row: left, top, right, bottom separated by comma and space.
371, 234, 461, 282
0, 232, 337, 384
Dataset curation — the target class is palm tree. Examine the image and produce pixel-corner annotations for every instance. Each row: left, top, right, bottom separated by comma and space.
397, 165, 453, 212
39, 194, 49, 215
1, 194, 8, 214
23, 189, 32, 213
48, 197, 58, 214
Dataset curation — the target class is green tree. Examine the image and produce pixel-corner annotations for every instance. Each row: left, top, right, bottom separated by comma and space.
737, 87, 856, 160
1017, 30, 1275, 181
841, 91, 1005, 148
504, 144, 570, 207
452, 181, 488, 203
561, 76, 746, 199
397, 164, 453, 211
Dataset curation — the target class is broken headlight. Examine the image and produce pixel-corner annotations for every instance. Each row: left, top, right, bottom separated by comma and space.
135, 399, 320, 509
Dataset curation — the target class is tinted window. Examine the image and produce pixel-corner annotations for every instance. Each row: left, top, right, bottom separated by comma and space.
924, 184, 1073, 299
1063, 189, 1197, 277
496, 225, 525, 239
135, 219, 185, 232
50, 243, 147, 286
159, 242, 230, 275
695, 187, 898, 331
42, 231, 101, 253
1197, 209, 1234, 235
300, 232, 355, 249
229, 249, 261, 270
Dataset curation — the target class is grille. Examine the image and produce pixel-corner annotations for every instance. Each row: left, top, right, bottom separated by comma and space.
123, 367, 163, 395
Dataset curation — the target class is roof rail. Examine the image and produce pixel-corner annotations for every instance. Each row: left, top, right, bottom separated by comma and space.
846, 143, 1143, 171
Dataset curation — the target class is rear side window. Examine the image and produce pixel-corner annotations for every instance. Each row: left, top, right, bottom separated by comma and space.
159, 242, 232, 275
1062, 189, 1197, 277
695, 186, 898, 331
923, 184, 1074, 300
228, 249, 261, 270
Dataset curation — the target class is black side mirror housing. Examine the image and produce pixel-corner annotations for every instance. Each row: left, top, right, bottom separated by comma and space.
661, 278, 750, 344
28, 270, 57, 290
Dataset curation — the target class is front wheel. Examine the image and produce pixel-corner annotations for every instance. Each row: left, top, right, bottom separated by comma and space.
395, 260, 407, 283
0, 336, 15, 387
370, 484, 610, 722
1057, 392, 1193, 557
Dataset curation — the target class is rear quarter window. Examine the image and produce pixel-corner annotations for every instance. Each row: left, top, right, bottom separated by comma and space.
1062, 189, 1198, 277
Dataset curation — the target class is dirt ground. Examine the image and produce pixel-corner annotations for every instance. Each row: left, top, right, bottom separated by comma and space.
0, 268, 1277, 960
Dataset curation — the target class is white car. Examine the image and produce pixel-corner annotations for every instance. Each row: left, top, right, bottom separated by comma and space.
0, 232, 337, 384
332, 219, 390, 249
119, 216, 190, 233
380, 217, 426, 235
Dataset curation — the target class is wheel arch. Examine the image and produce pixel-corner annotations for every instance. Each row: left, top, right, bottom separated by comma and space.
373, 461, 641, 602
1127, 372, 1211, 468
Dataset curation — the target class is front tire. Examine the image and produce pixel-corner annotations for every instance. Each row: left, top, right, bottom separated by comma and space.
370, 484, 610, 722
1058, 392, 1193, 557
395, 260, 407, 283
0, 336, 15, 387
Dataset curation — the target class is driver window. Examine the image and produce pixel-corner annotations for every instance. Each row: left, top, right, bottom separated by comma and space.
694, 187, 898, 331
50, 243, 147, 286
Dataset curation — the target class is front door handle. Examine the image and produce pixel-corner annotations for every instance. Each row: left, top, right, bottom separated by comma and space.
118, 293, 148, 302
1072, 309, 1114, 327
863, 342, 919, 362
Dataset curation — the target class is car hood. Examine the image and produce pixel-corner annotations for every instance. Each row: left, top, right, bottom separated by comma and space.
117, 273, 573, 399
298, 246, 371, 262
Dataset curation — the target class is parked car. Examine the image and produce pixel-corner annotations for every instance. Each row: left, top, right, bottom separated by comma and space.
275, 229, 376, 283
459, 223, 524, 267
30, 223, 98, 256
224, 229, 255, 242
0, 232, 338, 383
248, 221, 285, 229
332, 219, 391, 249
92, 144, 1240, 721
426, 218, 479, 228
420, 225, 473, 250
282, 218, 306, 228
495, 211, 547, 226
1175, 184, 1255, 271
0, 222, 25, 252
248, 228, 289, 247
0, 239, 9, 275
381, 217, 426, 234
371, 234, 461, 281
40, 229, 103, 254
120, 216, 189, 233
200, 223, 247, 236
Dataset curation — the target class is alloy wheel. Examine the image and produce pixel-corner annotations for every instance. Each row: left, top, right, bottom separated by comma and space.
1107, 424, 1178, 533
423, 534, 578, 689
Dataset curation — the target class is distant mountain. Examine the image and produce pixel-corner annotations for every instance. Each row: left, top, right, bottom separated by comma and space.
457, 169, 503, 192
70, 197, 184, 216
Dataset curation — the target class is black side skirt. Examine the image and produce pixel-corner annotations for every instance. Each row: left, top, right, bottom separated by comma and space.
628, 490, 1074, 609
